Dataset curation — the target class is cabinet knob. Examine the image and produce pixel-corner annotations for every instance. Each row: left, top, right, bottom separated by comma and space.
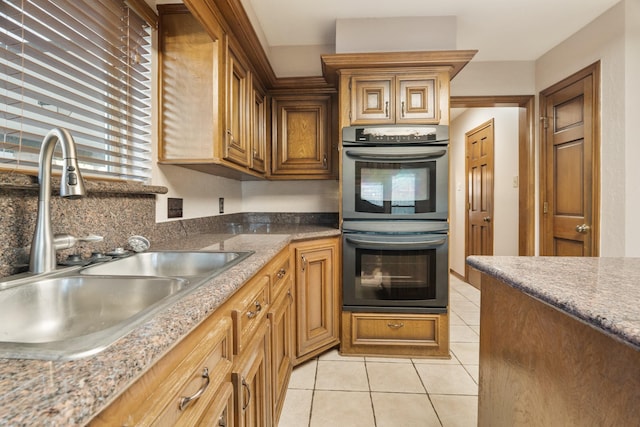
246, 300, 262, 319
277, 268, 286, 279
323, 154, 327, 168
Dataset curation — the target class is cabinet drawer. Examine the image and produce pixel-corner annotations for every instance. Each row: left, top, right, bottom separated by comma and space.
232, 275, 270, 355
270, 250, 291, 301
350, 313, 440, 346
151, 317, 233, 426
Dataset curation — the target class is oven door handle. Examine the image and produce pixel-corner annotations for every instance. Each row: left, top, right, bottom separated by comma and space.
344, 150, 447, 161
345, 236, 447, 250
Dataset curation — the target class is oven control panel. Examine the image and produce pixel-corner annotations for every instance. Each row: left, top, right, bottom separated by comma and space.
343, 125, 449, 144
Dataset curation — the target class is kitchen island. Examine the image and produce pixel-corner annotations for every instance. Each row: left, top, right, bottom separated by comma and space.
0, 225, 340, 426
467, 256, 640, 426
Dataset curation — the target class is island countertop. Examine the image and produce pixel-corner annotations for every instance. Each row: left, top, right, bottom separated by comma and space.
0, 226, 340, 426
466, 256, 640, 351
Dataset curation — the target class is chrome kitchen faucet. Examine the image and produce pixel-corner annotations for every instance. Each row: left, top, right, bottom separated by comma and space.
29, 128, 86, 273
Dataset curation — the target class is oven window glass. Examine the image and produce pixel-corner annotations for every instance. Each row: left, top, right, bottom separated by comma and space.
356, 161, 436, 214
356, 248, 436, 301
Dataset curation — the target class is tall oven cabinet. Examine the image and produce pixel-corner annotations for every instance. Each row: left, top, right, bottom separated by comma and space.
321, 51, 476, 359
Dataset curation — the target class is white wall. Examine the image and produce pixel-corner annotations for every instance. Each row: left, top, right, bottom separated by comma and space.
450, 108, 520, 276
451, 61, 536, 96
625, 0, 640, 256
242, 180, 339, 212
535, 0, 631, 256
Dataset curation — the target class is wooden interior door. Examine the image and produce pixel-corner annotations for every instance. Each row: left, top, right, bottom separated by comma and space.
540, 63, 600, 256
465, 119, 495, 287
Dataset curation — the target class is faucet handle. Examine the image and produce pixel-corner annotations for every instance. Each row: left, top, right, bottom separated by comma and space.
53, 234, 103, 250
78, 234, 104, 243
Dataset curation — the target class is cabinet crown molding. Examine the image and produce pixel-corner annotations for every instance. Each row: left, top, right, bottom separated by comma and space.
321, 50, 477, 86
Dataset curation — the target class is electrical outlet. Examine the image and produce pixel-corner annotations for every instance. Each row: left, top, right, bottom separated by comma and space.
219, 197, 224, 214
167, 197, 183, 218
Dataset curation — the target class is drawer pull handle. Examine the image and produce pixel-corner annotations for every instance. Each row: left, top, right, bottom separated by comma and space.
178, 367, 210, 411
301, 255, 307, 272
387, 322, 404, 330
246, 301, 262, 319
241, 378, 251, 411
277, 268, 286, 279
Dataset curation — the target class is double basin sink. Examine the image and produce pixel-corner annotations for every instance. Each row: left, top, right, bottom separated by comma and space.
0, 250, 253, 360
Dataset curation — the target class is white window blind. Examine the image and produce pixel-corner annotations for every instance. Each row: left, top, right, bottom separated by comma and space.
0, 0, 152, 182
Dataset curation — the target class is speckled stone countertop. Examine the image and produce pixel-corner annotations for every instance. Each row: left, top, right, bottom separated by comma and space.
0, 226, 340, 426
467, 256, 640, 351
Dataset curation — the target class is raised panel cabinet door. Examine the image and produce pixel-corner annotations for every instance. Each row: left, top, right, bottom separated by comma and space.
250, 77, 267, 173
350, 75, 394, 124
293, 238, 340, 362
267, 281, 294, 423
396, 76, 439, 124
271, 95, 332, 177
225, 43, 251, 167
232, 322, 272, 427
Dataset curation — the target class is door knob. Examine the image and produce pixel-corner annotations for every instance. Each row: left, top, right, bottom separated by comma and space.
576, 224, 590, 233
483, 216, 491, 223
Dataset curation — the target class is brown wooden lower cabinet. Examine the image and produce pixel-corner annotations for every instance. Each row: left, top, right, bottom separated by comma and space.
291, 237, 341, 365
90, 239, 340, 426
90, 314, 234, 426
340, 311, 449, 358
232, 321, 272, 427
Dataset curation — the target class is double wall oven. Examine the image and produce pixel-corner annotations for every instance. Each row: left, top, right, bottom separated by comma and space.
341, 125, 449, 313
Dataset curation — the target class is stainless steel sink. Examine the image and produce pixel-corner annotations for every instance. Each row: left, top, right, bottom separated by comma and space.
80, 250, 252, 278
0, 275, 187, 359
0, 250, 253, 360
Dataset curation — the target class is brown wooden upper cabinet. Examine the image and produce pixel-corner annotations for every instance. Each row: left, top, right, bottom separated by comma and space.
270, 94, 335, 179
224, 41, 251, 168
349, 73, 441, 125
157, 5, 267, 180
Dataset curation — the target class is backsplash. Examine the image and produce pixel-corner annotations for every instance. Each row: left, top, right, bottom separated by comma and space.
0, 172, 337, 279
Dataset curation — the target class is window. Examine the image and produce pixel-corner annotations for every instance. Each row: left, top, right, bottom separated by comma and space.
0, 0, 152, 182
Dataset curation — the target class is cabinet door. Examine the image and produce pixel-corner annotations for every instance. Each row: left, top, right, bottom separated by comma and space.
225, 43, 251, 167
250, 77, 267, 173
198, 382, 234, 427
292, 238, 340, 363
396, 76, 439, 124
158, 7, 223, 161
268, 281, 294, 423
232, 322, 272, 427
350, 75, 394, 124
271, 95, 333, 178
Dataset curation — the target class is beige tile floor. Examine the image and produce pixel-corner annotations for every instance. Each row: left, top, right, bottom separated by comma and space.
278, 275, 480, 427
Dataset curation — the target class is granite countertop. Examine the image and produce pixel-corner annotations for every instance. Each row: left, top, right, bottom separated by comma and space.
466, 256, 640, 351
0, 226, 340, 426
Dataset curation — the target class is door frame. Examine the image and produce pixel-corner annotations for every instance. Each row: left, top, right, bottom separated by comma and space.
539, 62, 601, 256
451, 95, 535, 256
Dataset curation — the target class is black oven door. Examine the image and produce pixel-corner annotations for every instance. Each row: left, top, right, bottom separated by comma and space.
342, 145, 448, 221
342, 222, 448, 313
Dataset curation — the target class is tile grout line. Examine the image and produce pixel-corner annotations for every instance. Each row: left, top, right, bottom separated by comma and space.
411, 358, 444, 427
